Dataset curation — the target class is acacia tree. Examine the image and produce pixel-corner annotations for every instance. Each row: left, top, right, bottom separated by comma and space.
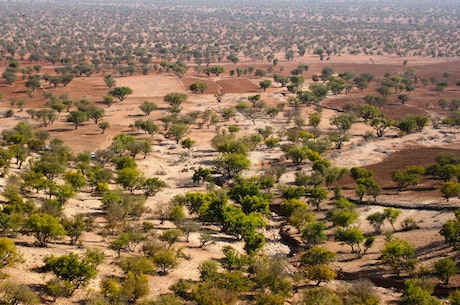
44, 249, 104, 298
26, 213, 67, 247
259, 80, 272, 92
139, 101, 157, 116
109, 86, 133, 102
300, 246, 336, 286
66, 110, 88, 129
214, 153, 250, 179
164, 92, 187, 112
167, 123, 189, 144
381, 238, 416, 276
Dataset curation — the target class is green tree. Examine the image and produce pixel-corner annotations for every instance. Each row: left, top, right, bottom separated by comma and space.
35, 108, 58, 127
152, 249, 179, 275
143, 177, 166, 197
2, 70, 17, 85
164, 92, 187, 111
214, 153, 250, 179
98, 121, 110, 134
441, 182, 460, 202
116, 167, 145, 192
301, 221, 327, 246
0, 237, 23, 268
103, 95, 114, 107
381, 238, 416, 276
44, 250, 103, 297
66, 110, 88, 129
139, 101, 157, 116
440, 219, 460, 249
109, 86, 133, 102
25, 213, 66, 247
104, 74, 116, 89
25, 76, 41, 92
167, 123, 189, 144
307, 187, 328, 211
400, 279, 442, 305
335, 226, 365, 254
340, 280, 381, 305
384, 207, 401, 231
190, 82, 208, 94
260, 80, 272, 92
0, 281, 40, 305
87, 106, 105, 125
300, 246, 335, 266
391, 166, 425, 193
367, 212, 386, 234
434, 257, 457, 285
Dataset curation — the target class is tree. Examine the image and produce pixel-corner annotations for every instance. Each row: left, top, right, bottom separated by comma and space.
327, 207, 358, 228
192, 167, 212, 184
66, 110, 88, 129
143, 177, 166, 197
400, 279, 442, 305
101, 272, 149, 304
152, 249, 179, 275
260, 80, 272, 92
181, 138, 195, 152
62, 215, 86, 245
85, 106, 105, 125
138, 101, 157, 116
44, 250, 103, 297
391, 166, 425, 193
367, 212, 386, 234
335, 227, 365, 254
301, 246, 336, 266
190, 82, 208, 94
116, 167, 145, 192
0, 238, 23, 268
440, 217, 460, 249
307, 187, 328, 211
214, 90, 225, 103
35, 109, 58, 127
98, 121, 110, 134
340, 280, 381, 305
0, 281, 40, 305
441, 182, 460, 202
2, 70, 17, 85
25, 76, 41, 92
285, 49, 294, 61
102, 95, 114, 107
398, 93, 410, 104
330, 113, 356, 132
109, 86, 133, 102
384, 207, 401, 231
434, 257, 457, 285
306, 264, 337, 286
301, 221, 327, 246
214, 153, 250, 179
25, 213, 66, 247
104, 74, 116, 89
167, 123, 189, 144
381, 238, 416, 276
164, 92, 187, 112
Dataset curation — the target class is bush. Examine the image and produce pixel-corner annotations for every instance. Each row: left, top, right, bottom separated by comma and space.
5, 109, 14, 117
401, 217, 419, 231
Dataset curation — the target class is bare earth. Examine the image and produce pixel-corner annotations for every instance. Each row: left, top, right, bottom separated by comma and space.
0, 54, 460, 304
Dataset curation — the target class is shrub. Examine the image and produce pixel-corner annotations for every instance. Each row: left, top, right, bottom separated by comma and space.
401, 217, 419, 231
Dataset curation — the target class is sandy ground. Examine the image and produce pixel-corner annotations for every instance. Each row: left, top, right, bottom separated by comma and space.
0, 55, 459, 304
